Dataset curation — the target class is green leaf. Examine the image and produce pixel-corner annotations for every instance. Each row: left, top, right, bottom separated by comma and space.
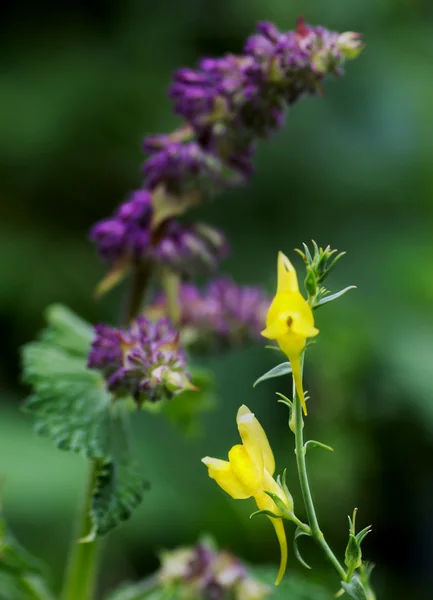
314, 286, 356, 308
91, 457, 146, 538
253, 362, 292, 388
0, 511, 55, 600
293, 527, 312, 570
22, 343, 111, 458
304, 440, 334, 453
21, 304, 148, 537
88, 406, 147, 538
341, 576, 369, 600
41, 304, 93, 356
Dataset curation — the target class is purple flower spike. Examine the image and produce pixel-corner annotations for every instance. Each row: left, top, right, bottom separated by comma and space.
90, 189, 228, 275
87, 316, 193, 405
147, 279, 271, 354
90, 190, 152, 263
140, 18, 361, 200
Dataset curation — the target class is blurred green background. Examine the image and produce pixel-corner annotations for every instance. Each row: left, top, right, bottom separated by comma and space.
1, 0, 433, 598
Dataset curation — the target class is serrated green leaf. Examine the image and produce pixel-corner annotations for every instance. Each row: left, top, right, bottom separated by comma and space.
89, 407, 147, 538
293, 527, 312, 570
21, 305, 149, 537
22, 343, 111, 458
41, 304, 93, 356
341, 576, 369, 600
314, 286, 356, 308
91, 457, 146, 537
253, 362, 292, 388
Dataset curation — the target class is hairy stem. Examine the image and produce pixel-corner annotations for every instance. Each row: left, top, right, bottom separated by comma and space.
293, 360, 346, 581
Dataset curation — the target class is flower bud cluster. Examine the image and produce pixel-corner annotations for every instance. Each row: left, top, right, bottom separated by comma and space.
158, 542, 270, 600
87, 316, 193, 405
90, 189, 228, 274
147, 279, 271, 353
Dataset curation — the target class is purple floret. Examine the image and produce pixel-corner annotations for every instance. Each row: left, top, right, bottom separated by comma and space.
87, 316, 192, 405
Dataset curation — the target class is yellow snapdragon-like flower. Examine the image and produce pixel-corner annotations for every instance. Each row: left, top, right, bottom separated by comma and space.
202, 405, 292, 585
261, 252, 319, 415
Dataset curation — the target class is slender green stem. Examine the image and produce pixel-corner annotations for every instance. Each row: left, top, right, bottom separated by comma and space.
60, 460, 101, 600
293, 362, 347, 581
290, 513, 311, 535
161, 267, 181, 324
121, 262, 152, 325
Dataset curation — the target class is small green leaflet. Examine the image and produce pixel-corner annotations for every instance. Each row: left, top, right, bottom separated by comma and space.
341, 576, 369, 600
253, 362, 292, 388
21, 304, 147, 537
314, 286, 356, 308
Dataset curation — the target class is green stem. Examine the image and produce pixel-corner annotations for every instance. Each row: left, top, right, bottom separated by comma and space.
121, 263, 152, 325
293, 361, 347, 581
60, 461, 101, 600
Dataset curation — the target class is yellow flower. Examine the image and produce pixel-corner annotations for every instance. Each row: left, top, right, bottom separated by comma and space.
261, 252, 319, 415
202, 405, 292, 585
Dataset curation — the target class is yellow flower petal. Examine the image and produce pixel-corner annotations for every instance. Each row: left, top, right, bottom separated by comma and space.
260, 318, 288, 340
202, 457, 250, 499
271, 517, 288, 585
237, 405, 275, 476
277, 251, 299, 294
228, 445, 262, 496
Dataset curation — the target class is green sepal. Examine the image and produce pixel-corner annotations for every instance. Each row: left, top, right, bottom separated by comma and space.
276, 469, 293, 504
250, 509, 281, 520
341, 576, 369, 600
356, 525, 372, 546
304, 440, 334, 453
345, 534, 362, 571
253, 362, 292, 388
314, 286, 356, 309
263, 491, 293, 520
293, 527, 312, 570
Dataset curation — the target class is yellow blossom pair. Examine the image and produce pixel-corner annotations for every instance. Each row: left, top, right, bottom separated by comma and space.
261, 252, 319, 415
202, 405, 292, 585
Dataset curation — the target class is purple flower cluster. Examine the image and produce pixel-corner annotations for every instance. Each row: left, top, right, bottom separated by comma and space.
87, 316, 193, 405
142, 19, 362, 196
158, 542, 270, 600
147, 279, 271, 353
90, 189, 228, 273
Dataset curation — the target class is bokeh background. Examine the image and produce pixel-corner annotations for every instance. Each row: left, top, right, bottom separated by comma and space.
1, 0, 433, 598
